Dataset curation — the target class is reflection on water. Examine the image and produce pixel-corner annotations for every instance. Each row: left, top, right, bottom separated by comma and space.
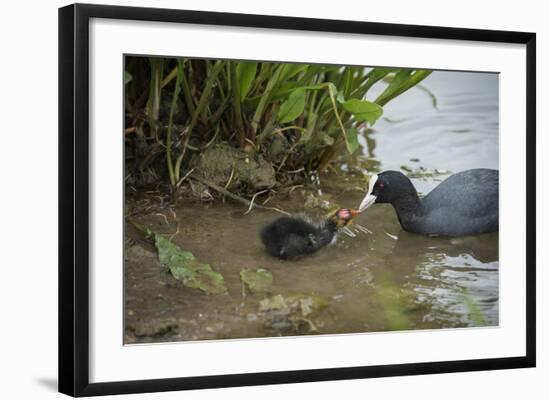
363, 71, 498, 172
124, 70, 499, 343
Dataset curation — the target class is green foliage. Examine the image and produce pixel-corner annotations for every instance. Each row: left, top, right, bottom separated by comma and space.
258, 294, 329, 333
343, 99, 383, 125
155, 234, 227, 295
278, 89, 306, 123
345, 127, 360, 154
375, 69, 432, 106
124, 56, 432, 190
279, 63, 309, 81
236, 61, 258, 101
240, 268, 273, 295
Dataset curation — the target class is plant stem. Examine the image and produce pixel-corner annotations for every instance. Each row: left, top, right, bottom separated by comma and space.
257, 103, 280, 145
174, 60, 225, 181
230, 62, 246, 148
145, 58, 163, 137
251, 65, 283, 135
161, 66, 178, 89
166, 60, 184, 186
180, 64, 195, 117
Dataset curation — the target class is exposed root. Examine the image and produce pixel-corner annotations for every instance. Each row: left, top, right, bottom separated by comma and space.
224, 167, 235, 190
190, 174, 289, 216
244, 190, 269, 215
176, 167, 195, 188
169, 223, 180, 241
155, 213, 169, 225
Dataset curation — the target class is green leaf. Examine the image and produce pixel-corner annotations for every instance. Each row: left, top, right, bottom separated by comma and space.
321, 134, 335, 146
236, 61, 258, 101
336, 90, 345, 104
271, 84, 324, 101
327, 82, 338, 97
124, 71, 133, 84
343, 99, 383, 125
366, 68, 396, 83
375, 69, 432, 106
277, 89, 306, 123
378, 70, 412, 97
279, 64, 308, 82
251, 65, 283, 134
345, 127, 359, 154
154, 234, 227, 295
257, 294, 329, 333
240, 268, 273, 294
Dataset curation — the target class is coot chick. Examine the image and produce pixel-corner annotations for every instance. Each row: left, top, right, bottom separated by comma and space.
358, 169, 498, 236
261, 208, 360, 260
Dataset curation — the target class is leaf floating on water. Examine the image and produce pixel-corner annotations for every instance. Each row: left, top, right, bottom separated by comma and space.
258, 294, 329, 333
259, 294, 289, 313
240, 268, 273, 295
154, 234, 227, 295
299, 296, 322, 317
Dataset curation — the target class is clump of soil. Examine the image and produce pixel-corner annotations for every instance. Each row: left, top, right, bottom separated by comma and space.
194, 144, 276, 192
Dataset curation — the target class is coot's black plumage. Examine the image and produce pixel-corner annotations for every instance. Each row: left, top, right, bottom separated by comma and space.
359, 169, 498, 236
261, 209, 359, 260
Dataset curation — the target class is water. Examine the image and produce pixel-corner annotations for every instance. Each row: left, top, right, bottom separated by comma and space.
124, 70, 499, 343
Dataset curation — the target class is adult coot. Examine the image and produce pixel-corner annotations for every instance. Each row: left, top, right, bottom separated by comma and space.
358, 169, 498, 236
261, 208, 360, 259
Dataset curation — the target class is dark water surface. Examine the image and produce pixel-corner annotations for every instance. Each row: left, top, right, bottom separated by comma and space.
125, 70, 499, 343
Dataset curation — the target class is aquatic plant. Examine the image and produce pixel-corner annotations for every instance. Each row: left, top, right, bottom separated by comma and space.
124, 57, 431, 193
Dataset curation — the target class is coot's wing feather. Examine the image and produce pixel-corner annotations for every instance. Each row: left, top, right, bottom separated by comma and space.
422, 169, 499, 219
414, 205, 498, 236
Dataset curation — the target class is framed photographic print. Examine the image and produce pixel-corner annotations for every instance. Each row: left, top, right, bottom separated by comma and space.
58, 3, 536, 397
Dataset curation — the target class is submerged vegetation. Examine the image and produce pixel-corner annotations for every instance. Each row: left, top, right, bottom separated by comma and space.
124, 56, 431, 199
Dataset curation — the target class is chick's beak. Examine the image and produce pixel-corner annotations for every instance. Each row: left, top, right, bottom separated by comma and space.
334, 208, 361, 227
343, 209, 361, 226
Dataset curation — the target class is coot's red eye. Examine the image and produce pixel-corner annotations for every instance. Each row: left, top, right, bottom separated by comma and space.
379, 182, 384, 188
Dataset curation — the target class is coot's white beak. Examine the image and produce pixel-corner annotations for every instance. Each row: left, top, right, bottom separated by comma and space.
359, 174, 378, 212
359, 194, 376, 212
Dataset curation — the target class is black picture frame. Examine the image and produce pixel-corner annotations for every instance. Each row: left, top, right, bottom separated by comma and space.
58, 3, 536, 397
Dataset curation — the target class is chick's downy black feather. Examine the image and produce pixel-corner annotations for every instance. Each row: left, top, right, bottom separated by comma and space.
260, 215, 337, 260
